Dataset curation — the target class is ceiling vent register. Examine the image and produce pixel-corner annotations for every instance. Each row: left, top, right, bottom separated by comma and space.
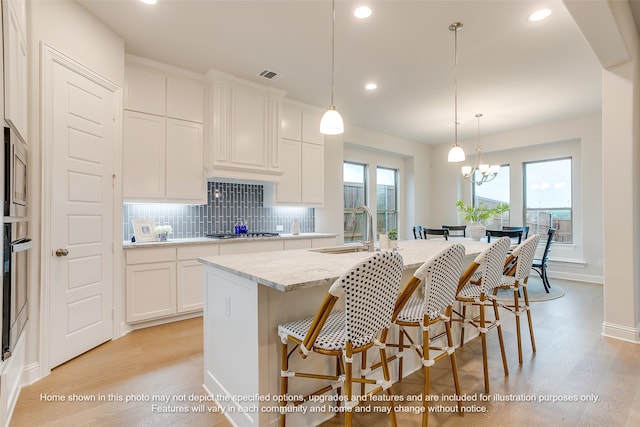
258, 69, 281, 81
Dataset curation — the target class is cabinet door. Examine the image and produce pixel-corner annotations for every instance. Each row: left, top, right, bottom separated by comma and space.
166, 118, 205, 202
301, 109, 323, 145
126, 262, 177, 323
230, 85, 268, 168
177, 260, 204, 313
167, 75, 204, 123
281, 105, 301, 141
301, 142, 324, 204
123, 111, 166, 199
124, 64, 166, 116
276, 139, 302, 203
3, 0, 28, 142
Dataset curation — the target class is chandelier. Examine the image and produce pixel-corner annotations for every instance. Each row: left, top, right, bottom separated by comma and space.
447, 22, 465, 162
461, 113, 500, 185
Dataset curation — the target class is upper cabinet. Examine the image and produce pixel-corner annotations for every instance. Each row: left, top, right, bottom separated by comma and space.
265, 101, 325, 206
3, 0, 28, 143
123, 58, 206, 204
205, 70, 286, 182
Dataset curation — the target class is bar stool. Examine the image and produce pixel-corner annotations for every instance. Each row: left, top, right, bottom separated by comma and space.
277, 251, 404, 427
391, 243, 466, 423
454, 237, 511, 394
495, 234, 541, 364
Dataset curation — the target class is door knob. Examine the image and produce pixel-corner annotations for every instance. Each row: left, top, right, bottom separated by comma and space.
55, 248, 69, 257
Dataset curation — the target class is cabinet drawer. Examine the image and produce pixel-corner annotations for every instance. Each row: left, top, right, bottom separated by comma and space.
219, 240, 284, 255
126, 247, 176, 264
177, 244, 220, 260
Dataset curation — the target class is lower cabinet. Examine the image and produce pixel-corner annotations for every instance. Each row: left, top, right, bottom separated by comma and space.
124, 237, 337, 324
126, 261, 177, 323
125, 245, 218, 323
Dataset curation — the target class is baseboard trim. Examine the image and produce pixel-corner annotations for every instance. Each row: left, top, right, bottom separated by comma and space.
602, 321, 640, 343
547, 271, 603, 284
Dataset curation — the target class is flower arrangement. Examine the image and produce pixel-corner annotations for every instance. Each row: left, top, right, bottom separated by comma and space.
155, 225, 173, 241
387, 228, 398, 241
456, 200, 509, 224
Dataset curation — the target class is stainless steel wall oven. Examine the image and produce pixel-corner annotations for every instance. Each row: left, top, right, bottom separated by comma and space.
2, 126, 29, 360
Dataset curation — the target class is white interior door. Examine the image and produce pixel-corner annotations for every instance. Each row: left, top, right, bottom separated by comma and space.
48, 58, 115, 369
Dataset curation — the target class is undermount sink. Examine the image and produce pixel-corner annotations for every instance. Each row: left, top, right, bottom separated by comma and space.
309, 245, 370, 254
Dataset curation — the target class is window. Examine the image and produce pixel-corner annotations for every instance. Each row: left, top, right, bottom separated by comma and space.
376, 167, 398, 235
524, 158, 572, 243
343, 162, 367, 242
473, 165, 510, 228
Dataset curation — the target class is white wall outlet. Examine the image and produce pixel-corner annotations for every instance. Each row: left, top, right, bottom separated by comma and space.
276, 225, 284, 232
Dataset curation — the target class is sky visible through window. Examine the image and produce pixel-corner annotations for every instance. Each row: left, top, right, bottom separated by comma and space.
525, 158, 572, 208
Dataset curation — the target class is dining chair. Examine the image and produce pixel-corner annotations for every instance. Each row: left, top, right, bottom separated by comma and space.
502, 226, 529, 239
277, 251, 404, 427
412, 226, 424, 239
442, 225, 466, 237
486, 229, 523, 245
494, 234, 541, 364
531, 228, 556, 292
423, 228, 449, 240
390, 243, 466, 422
454, 237, 511, 394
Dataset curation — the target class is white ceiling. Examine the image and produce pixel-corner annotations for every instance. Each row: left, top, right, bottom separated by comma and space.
75, 0, 603, 145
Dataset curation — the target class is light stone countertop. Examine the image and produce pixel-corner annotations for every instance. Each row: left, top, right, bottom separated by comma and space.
199, 238, 489, 292
122, 232, 337, 248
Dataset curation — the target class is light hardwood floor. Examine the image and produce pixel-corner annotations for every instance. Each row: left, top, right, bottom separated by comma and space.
10, 279, 640, 427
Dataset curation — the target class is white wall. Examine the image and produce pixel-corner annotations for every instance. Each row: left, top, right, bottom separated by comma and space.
26, 0, 124, 381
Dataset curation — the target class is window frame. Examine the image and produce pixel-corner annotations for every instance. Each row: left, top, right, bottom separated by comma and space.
523, 156, 573, 244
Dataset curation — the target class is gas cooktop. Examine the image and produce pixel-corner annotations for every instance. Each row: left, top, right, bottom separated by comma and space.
205, 232, 280, 239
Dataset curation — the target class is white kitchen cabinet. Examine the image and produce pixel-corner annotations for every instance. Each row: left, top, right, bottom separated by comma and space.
124, 63, 166, 116
206, 70, 286, 181
125, 245, 178, 323
3, 0, 28, 142
123, 111, 166, 199
165, 118, 205, 201
125, 245, 218, 323
177, 260, 205, 313
123, 112, 205, 204
266, 102, 325, 206
124, 59, 204, 123
167, 75, 204, 123
123, 58, 205, 203
126, 261, 177, 323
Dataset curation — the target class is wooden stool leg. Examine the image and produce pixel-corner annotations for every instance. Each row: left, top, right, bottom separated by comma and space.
345, 343, 353, 427
422, 317, 430, 427
523, 285, 537, 353
398, 328, 405, 380
379, 338, 397, 426
514, 287, 523, 364
445, 317, 463, 415
479, 303, 490, 394
493, 299, 509, 377
360, 349, 367, 396
279, 341, 288, 427
460, 304, 467, 347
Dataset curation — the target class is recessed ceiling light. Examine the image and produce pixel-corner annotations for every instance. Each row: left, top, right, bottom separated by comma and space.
140, 0, 157, 5
529, 9, 552, 22
365, 83, 377, 90
354, 6, 372, 19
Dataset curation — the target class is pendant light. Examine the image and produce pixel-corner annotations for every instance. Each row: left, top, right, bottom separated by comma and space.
447, 22, 465, 162
320, 0, 344, 135
461, 114, 500, 185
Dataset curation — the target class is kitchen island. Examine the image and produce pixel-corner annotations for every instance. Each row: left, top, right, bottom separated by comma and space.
199, 238, 488, 427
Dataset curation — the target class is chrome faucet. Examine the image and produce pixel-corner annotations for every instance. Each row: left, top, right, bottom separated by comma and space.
355, 205, 375, 252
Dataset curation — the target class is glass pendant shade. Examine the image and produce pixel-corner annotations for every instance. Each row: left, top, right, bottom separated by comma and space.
320, 107, 344, 135
448, 145, 466, 162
